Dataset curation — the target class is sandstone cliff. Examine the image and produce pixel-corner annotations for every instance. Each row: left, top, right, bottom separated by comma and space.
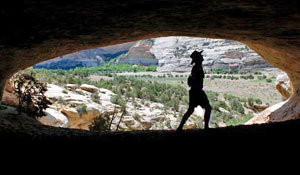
152, 37, 271, 72
117, 37, 271, 72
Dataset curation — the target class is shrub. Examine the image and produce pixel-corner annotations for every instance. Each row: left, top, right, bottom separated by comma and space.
230, 98, 244, 114
133, 113, 141, 120
255, 99, 262, 105
74, 90, 85, 95
70, 103, 77, 108
218, 101, 231, 111
91, 93, 101, 104
248, 98, 254, 107
89, 112, 111, 131
110, 94, 126, 108
257, 75, 267, 80
11, 72, 51, 117
57, 96, 66, 105
226, 112, 254, 126
76, 104, 88, 117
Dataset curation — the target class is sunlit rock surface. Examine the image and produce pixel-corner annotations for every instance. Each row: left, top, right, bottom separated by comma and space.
246, 101, 286, 125
38, 108, 69, 127
151, 37, 270, 72
116, 37, 270, 72
41, 84, 202, 130
276, 73, 291, 100
247, 73, 296, 125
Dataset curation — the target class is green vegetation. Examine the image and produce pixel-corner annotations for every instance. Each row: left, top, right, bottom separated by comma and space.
10, 72, 50, 117
89, 112, 112, 131
209, 68, 239, 74
91, 93, 101, 104
57, 96, 67, 105
24, 66, 268, 127
240, 74, 254, 80
110, 94, 126, 108
226, 113, 254, 126
76, 104, 88, 117
28, 64, 156, 77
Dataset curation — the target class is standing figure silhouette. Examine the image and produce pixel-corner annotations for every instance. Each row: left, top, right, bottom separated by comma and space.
177, 50, 211, 131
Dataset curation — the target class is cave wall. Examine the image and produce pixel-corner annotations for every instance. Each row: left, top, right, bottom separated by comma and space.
1, 0, 300, 120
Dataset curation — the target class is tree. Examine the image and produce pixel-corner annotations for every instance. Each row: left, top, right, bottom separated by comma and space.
12, 72, 51, 117
89, 112, 111, 131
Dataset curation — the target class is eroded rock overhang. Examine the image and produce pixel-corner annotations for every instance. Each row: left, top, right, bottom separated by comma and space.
0, 0, 299, 121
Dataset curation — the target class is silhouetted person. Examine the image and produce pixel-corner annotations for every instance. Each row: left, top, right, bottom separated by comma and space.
177, 50, 211, 131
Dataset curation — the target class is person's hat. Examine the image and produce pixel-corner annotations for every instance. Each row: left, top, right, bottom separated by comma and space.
190, 50, 204, 64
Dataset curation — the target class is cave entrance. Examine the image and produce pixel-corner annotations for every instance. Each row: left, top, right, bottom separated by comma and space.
1, 36, 285, 131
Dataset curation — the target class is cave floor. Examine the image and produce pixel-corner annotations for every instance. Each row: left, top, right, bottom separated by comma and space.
1, 113, 300, 147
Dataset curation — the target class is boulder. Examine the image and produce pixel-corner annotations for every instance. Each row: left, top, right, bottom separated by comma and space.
1, 79, 18, 105
39, 108, 69, 127
79, 84, 99, 93
246, 101, 286, 125
61, 106, 101, 130
276, 73, 291, 100
66, 84, 79, 90
253, 104, 270, 112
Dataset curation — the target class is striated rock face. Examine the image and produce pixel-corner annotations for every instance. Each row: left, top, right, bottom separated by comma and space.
151, 37, 270, 72
116, 37, 270, 72
1, 0, 300, 124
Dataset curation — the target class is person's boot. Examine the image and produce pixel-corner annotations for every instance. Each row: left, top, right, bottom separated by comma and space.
204, 124, 209, 130
176, 124, 184, 132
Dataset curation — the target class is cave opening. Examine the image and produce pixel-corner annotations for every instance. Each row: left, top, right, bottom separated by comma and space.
0, 36, 287, 132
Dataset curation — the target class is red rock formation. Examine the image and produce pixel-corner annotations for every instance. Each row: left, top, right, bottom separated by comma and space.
0, 0, 299, 122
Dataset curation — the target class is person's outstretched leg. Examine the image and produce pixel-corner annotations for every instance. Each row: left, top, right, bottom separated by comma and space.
177, 107, 194, 131
204, 104, 211, 130
199, 91, 211, 130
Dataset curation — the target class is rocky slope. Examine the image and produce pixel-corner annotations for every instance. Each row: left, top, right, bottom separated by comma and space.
1, 83, 201, 131
43, 84, 205, 130
116, 39, 158, 66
